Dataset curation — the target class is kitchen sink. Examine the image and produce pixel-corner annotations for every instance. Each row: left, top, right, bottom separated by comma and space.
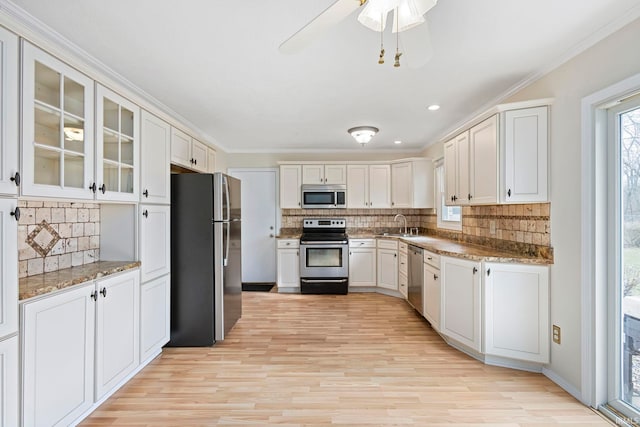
376, 232, 414, 237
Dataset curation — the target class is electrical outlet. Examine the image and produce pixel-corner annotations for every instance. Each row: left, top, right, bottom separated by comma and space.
489, 220, 496, 235
553, 325, 561, 344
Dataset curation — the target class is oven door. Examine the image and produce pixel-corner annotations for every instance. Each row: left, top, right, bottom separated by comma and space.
299, 242, 348, 278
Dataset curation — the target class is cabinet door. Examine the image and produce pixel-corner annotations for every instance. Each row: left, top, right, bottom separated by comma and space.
207, 147, 217, 173
398, 272, 408, 298
280, 165, 302, 208
456, 131, 470, 206
0, 335, 18, 427
95, 271, 140, 400
191, 139, 208, 173
0, 199, 17, 339
349, 247, 376, 287
302, 164, 324, 184
140, 274, 170, 363
391, 162, 412, 208
346, 165, 369, 208
140, 110, 171, 204
484, 263, 549, 363
21, 282, 96, 427
324, 165, 346, 184
443, 137, 458, 204
469, 115, 498, 204
170, 127, 192, 169
441, 257, 481, 351
95, 84, 140, 202
369, 164, 391, 208
503, 106, 548, 203
277, 248, 299, 288
22, 42, 95, 199
423, 263, 441, 331
377, 248, 398, 290
0, 28, 18, 196
140, 205, 171, 282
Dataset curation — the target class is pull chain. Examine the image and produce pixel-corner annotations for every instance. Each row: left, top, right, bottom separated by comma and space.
394, 8, 402, 67
378, 12, 385, 64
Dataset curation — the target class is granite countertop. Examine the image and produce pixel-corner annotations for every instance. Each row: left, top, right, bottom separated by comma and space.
349, 233, 553, 265
19, 260, 141, 301
276, 233, 302, 239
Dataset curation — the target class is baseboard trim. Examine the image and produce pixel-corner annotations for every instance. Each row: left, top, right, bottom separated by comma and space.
543, 367, 584, 404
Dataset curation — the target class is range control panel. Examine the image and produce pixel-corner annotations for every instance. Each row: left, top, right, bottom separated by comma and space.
302, 218, 346, 229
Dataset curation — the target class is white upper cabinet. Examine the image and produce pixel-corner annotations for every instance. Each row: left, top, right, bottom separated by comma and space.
0, 28, 18, 196
346, 165, 368, 208
21, 42, 95, 199
469, 115, 498, 204
502, 106, 549, 203
444, 131, 469, 206
191, 139, 208, 173
347, 164, 391, 209
0, 198, 17, 339
280, 165, 302, 208
302, 164, 346, 184
95, 84, 139, 202
391, 160, 434, 208
140, 110, 171, 204
170, 127, 191, 168
207, 147, 217, 173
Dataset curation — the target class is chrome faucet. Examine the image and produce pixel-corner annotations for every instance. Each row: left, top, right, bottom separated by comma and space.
393, 214, 407, 235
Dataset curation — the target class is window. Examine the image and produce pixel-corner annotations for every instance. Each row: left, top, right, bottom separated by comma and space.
435, 162, 461, 231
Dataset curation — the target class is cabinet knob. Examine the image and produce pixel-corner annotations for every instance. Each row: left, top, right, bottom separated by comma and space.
194, 159, 197, 165
10, 207, 20, 221
270, 234, 274, 238
143, 210, 149, 218
394, 253, 397, 258
10, 172, 20, 187
392, 202, 395, 206
472, 267, 478, 274
468, 194, 472, 201
90, 291, 98, 301
89, 182, 97, 193
507, 188, 512, 197
487, 268, 491, 276
100, 287, 107, 298
453, 195, 458, 202
434, 274, 438, 280
99, 184, 106, 194
190, 158, 194, 164
427, 256, 432, 260
143, 189, 149, 198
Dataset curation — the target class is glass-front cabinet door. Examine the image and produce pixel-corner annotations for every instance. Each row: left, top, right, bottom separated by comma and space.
95, 85, 139, 201
21, 42, 94, 199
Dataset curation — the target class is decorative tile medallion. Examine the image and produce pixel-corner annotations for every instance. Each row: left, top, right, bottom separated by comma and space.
26, 220, 62, 257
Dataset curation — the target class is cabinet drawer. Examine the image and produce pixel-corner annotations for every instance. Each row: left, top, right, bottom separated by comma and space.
424, 251, 440, 269
349, 239, 376, 248
399, 272, 408, 298
399, 251, 408, 275
277, 239, 299, 249
399, 241, 408, 253
377, 239, 398, 250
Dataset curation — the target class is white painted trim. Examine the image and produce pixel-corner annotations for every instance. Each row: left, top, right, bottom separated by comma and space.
581, 72, 640, 408
544, 367, 583, 403
278, 157, 429, 165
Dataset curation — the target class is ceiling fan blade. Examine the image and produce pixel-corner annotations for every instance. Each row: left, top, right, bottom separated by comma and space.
399, 21, 433, 69
279, 0, 363, 54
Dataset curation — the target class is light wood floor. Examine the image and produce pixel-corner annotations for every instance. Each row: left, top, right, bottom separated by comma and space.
81, 292, 610, 426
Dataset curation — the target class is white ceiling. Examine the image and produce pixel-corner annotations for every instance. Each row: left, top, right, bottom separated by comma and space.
10, 0, 640, 152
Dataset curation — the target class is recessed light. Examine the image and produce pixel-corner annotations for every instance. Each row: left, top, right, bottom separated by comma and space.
427, 104, 440, 111
394, 140, 402, 144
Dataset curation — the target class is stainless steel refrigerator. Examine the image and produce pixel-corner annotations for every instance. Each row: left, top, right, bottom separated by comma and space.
169, 172, 242, 346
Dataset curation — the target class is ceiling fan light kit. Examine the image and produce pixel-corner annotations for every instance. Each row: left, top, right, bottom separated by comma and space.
348, 126, 379, 146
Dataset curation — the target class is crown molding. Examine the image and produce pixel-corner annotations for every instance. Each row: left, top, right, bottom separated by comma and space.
0, 0, 228, 152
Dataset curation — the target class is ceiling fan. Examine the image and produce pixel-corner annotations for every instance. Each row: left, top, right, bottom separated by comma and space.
279, 0, 438, 68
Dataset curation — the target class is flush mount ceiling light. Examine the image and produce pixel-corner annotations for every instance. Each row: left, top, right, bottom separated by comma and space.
348, 126, 379, 146
427, 104, 440, 111
394, 140, 402, 144
63, 126, 84, 141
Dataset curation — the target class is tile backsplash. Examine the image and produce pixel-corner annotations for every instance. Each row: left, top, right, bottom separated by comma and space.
18, 200, 100, 278
281, 208, 428, 232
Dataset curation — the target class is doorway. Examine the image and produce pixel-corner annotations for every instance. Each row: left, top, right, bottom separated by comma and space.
228, 168, 278, 289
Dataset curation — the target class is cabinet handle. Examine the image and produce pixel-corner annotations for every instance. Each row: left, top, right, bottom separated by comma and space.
453, 195, 458, 201
297, 251, 299, 256
10, 207, 20, 221
507, 188, 511, 197
100, 287, 107, 298
99, 184, 106, 194
487, 268, 491, 276
270, 234, 274, 238
427, 256, 432, 260
434, 274, 438, 280
143, 209, 149, 218
472, 267, 478, 274
394, 253, 397, 258
190, 158, 194, 164
350, 251, 352, 255
10, 172, 20, 187
392, 202, 395, 206
89, 182, 97, 193
90, 290, 98, 301
194, 159, 197, 165
298, 202, 301, 206
143, 189, 149, 198
468, 194, 472, 201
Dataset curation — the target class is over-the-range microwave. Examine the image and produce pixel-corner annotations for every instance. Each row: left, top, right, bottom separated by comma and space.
301, 184, 346, 209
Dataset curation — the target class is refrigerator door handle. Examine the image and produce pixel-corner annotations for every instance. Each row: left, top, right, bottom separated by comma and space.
223, 222, 230, 267
224, 175, 231, 222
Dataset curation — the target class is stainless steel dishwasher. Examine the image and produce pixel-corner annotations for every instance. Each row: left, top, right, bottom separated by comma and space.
408, 245, 424, 314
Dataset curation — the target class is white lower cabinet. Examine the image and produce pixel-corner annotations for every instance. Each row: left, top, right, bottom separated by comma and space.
21, 282, 96, 427
0, 335, 18, 427
440, 257, 482, 352
95, 271, 140, 400
140, 274, 171, 362
21, 269, 141, 426
277, 239, 299, 290
348, 239, 376, 287
423, 263, 441, 332
377, 240, 398, 291
484, 263, 549, 363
